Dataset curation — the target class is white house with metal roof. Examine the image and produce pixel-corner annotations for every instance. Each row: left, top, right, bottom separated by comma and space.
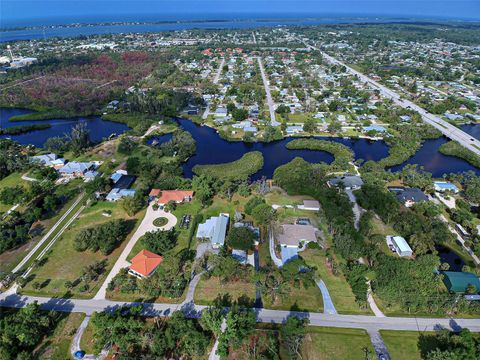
386, 235, 413, 257
196, 213, 230, 249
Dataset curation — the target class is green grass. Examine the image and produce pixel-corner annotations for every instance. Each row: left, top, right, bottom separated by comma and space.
79, 318, 95, 354
20, 201, 144, 298
262, 284, 324, 312
34, 312, 85, 360
301, 249, 372, 314
192, 151, 264, 181
0, 172, 30, 213
301, 327, 375, 360
194, 276, 257, 305
264, 188, 312, 206
380, 330, 443, 360
0, 193, 83, 274
153, 217, 169, 227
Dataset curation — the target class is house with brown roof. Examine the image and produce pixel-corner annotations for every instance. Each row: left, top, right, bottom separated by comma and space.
128, 250, 163, 279
278, 224, 318, 264
149, 189, 194, 206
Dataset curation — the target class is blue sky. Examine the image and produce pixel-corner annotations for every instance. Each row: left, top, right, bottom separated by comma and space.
2, 1, 479, 26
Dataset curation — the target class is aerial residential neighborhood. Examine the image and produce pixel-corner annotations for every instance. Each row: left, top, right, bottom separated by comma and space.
0, 2, 480, 360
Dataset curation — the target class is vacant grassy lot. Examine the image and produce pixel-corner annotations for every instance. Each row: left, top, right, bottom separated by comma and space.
194, 276, 256, 305
34, 312, 85, 360
21, 201, 143, 298
0, 192, 83, 274
301, 249, 372, 315
262, 283, 323, 312
301, 327, 374, 360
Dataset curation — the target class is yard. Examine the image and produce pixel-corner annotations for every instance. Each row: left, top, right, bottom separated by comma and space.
194, 276, 256, 306
34, 312, 85, 360
301, 249, 372, 314
0, 188, 84, 275
20, 201, 144, 298
262, 283, 324, 312
0, 172, 29, 213
301, 327, 374, 360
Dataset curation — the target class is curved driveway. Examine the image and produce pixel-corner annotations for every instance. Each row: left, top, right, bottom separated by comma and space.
94, 204, 177, 300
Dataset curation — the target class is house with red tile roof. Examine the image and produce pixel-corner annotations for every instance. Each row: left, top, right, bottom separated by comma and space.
128, 250, 163, 278
149, 189, 194, 206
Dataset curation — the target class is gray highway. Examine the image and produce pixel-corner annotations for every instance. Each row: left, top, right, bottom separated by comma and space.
303, 40, 480, 156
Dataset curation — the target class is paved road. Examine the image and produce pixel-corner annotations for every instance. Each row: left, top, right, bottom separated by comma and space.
213, 57, 224, 84
93, 204, 177, 300
316, 279, 337, 315
368, 330, 391, 360
367, 282, 385, 318
268, 227, 283, 267
303, 40, 480, 156
202, 57, 224, 120
208, 319, 227, 360
438, 215, 480, 266
1, 292, 479, 332
345, 189, 363, 231
257, 57, 280, 127
12, 194, 84, 275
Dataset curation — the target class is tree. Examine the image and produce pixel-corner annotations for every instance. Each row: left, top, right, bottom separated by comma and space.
251, 203, 276, 225
303, 117, 317, 133
200, 305, 224, 338
141, 229, 177, 255
151, 311, 210, 358
245, 196, 265, 215
192, 175, 215, 205
232, 108, 248, 122
276, 104, 290, 114
121, 191, 146, 216
327, 120, 342, 133
281, 316, 309, 360
69, 122, 91, 155
0, 185, 24, 205
0, 302, 53, 358
117, 136, 137, 154
217, 308, 256, 357
226, 227, 256, 251
263, 126, 282, 142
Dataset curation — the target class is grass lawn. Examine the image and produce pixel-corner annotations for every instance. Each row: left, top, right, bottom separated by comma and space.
0, 192, 83, 274
262, 283, 323, 312
106, 287, 187, 304
79, 318, 95, 354
265, 188, 312, 206
0, 172, 29, 213
379, 330, 477, 360
34, 312, 85, 360
301, 249, 372, 315
194, 276, 256, 305
301, 327, 375, 360
20, 201, 144, 298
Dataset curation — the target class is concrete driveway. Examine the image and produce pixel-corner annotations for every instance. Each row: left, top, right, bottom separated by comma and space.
94, 204, 177, 300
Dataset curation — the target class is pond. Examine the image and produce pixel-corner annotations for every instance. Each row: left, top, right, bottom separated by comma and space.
2, 107, 479, 179
167, 118, 479, 180
0, 108, 130, 148
436, 245, 465, 272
